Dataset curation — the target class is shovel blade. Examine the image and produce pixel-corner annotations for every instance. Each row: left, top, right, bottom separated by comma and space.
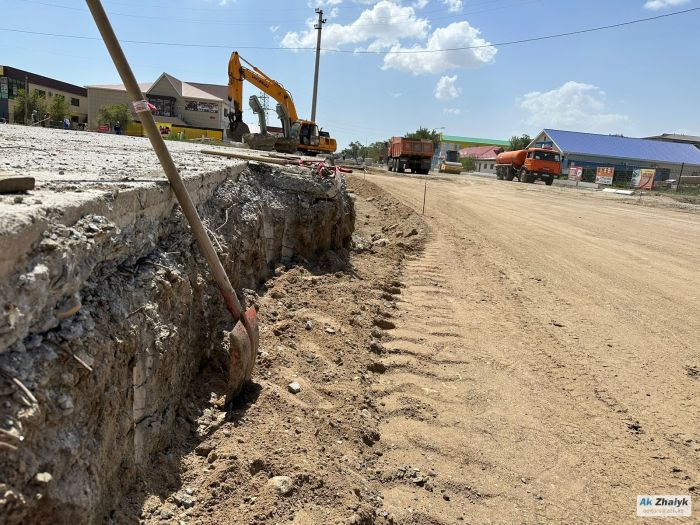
225, 307, 259, 402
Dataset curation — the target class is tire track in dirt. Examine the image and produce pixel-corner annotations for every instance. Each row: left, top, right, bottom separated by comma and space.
368, 173, 700, 524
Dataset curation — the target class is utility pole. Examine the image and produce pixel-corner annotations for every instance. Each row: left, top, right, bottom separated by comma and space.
310, 8, 326, 124
25, 75, 29, 125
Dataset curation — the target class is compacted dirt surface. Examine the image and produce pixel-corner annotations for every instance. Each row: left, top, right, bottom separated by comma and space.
364, 173, 700, 524
113, 172, 699, 524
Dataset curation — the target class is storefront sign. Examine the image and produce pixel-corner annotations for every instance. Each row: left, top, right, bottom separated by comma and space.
185, 100, 218, 113
569, 166, 583, 182
156, 122, 172, 135
595, 167, 615, 185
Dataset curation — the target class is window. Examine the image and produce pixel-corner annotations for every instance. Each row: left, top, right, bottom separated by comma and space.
147, 95, 176, 117
35, 89, 46, 98
533, 151, 560, 162
490, 163, 494, 170
71, 98, 80, 107
71, 115, 79, 123
7, 78, 24, 98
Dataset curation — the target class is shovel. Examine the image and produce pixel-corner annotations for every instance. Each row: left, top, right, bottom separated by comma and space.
85, 0, 259, 399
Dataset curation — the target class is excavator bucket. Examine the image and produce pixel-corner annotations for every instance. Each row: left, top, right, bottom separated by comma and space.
229, 121, 251, 143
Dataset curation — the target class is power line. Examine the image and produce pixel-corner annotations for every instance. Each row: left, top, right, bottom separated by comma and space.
1, 7, 698, 54
15, 0, 541, 29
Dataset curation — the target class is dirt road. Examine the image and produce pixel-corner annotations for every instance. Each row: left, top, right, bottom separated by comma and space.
114, 173, 699, 525
366, 173, 700, 524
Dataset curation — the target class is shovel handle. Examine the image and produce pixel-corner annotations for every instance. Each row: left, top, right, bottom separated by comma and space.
85, 0, 253, 340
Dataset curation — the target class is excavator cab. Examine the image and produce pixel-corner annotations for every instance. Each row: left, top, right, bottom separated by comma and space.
291, 121, 320, 148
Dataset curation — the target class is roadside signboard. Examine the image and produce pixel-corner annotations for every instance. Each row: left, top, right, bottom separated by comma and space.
569, 166, 583, 182
156, 122, 172, 136
595, 167, 615, 185
632, 168, 656, 190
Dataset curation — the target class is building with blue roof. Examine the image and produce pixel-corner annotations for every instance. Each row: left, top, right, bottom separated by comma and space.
529, 129, 700, 183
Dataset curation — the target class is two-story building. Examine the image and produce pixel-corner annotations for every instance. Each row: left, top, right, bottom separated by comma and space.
0, 65, 88, 126
87, 73, 228, 135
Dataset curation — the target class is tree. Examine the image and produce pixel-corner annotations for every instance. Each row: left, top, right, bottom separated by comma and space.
98, 104, 132, 127
48, 94, 70, 123
12, 89, 47, 124
461, 156, 476, 172
508, 134, 532, 151
405, 126, 442, 150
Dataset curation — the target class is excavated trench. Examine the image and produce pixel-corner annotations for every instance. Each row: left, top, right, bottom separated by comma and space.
0, 162, 354, 525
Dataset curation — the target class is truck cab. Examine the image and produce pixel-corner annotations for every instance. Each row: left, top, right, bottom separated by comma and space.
524, 149, 561, 183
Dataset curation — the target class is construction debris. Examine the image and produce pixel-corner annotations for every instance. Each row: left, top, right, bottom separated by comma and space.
0, 175, 35, 193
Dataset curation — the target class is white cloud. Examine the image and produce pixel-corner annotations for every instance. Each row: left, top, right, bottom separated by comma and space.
643, 0, 690, 10
269, 25, 280, 33
413, 0, 429, 8
520, 81, 629, 132
282, 1, 429, 52
308, 0, 343, 7
442, 0, 462, 12
444, 108, 461, 115
434, 75, 461, 100
382, 21, 496, 75
390, 92, 403, 98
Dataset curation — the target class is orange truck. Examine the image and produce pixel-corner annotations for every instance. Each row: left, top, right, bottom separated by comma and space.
387, 137, 434, 175
496, 148, 561, 185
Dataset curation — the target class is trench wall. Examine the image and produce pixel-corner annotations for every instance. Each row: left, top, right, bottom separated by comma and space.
0, 163, 354, 524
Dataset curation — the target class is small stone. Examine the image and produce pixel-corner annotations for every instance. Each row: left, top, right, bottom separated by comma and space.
406, 228, 418, 237
13, 196, 23, 204
267, 476, 294, 495
207, 450, 218, 463
305, 320, 313, 331
373, 318, 396, 330
325, 327, 336, 334
33, 472, 52, 484
195, 443, 214, 457
159, 508, 173, 519
288, 382, 302, 394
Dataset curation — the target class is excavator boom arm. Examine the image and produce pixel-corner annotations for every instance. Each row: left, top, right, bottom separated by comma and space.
228, 52, 299, 123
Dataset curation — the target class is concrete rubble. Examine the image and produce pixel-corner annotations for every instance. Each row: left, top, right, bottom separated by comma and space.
0, 126, 354, 524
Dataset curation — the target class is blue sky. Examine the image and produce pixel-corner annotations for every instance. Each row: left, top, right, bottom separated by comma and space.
2, 0, 699, 147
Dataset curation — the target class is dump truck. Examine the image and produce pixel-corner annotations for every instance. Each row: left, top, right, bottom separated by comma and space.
496, 148, 561, 185
386, 137, 433, 174
438, 150, 463, 174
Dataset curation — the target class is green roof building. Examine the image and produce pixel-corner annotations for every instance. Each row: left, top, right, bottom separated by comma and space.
434, 135, 509, 168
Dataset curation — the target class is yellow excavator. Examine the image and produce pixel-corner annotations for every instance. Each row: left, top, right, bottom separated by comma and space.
227, 51, 336, 155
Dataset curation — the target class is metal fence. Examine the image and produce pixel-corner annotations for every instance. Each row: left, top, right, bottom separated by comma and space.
566, 165, 700, 196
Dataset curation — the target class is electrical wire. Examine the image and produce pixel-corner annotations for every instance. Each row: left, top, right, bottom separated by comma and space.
0, 7, 698, 54
15, 0, 542, 29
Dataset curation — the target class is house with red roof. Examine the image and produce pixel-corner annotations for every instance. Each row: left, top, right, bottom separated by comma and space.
459, 145, 505, 174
